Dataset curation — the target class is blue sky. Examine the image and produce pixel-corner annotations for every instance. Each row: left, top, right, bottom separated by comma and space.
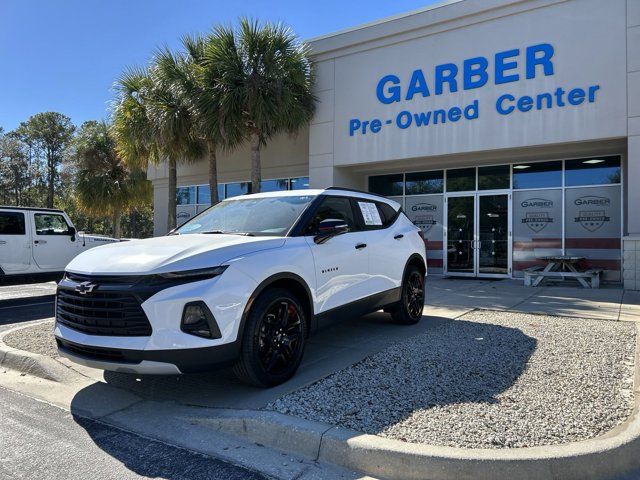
0, 0, 439, 131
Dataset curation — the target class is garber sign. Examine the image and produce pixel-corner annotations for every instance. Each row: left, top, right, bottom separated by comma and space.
348, 43, 601, 137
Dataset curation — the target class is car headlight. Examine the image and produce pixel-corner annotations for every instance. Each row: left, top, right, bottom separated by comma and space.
158, 265, 228, 280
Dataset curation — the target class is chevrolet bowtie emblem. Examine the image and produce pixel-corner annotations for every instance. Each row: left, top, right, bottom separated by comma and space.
75, 281, 97, 295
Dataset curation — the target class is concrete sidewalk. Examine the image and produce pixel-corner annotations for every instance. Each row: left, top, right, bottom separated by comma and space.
427, 276, 639, 322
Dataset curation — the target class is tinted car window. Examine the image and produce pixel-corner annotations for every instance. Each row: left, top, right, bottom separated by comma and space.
377, 202, 398, 227
306, 197, 356, 234
176, 195, 315, 236
0, 212, 26, 235
34, 213, 70, 235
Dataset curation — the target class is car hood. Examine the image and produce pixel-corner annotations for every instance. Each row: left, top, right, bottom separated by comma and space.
66, 234, 285, 275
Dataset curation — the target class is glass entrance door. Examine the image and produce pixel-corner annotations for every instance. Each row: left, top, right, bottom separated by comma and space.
445, 193, 511, 277
478, 194, 509, 275
446, 196, 475, 275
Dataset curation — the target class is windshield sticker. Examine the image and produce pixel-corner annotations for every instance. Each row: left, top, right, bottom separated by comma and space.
358, 202, 382, 226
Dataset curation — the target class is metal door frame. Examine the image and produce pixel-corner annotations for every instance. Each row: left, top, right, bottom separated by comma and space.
444, 191, 512, 278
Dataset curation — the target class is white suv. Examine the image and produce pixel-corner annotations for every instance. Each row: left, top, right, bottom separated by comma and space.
55, 188, 426, 387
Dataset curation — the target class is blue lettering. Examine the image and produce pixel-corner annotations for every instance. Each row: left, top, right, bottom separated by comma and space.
448, 106, 462, 122
537, 93, 553, 109
405, 70, 430, 101
435, 63, 458, 95
377, 75, 401, 104
349, 118, 361, 136
464, 100, 479, 119
496, 94, 516, 115
433, 109, 447, 124
370, 118, 382, 133
568, 88, 585, 105
588, 85, 600, 102
414, 111, 432, 126
495, 48, 520, 84
517, 95, 533, 112
526, 43, 554, 79
396, 111, 413, 129
555, 87, 566, 107
463, 57, 489, 89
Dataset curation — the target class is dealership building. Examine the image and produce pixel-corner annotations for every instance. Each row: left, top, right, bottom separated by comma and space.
148, 0, 640, 291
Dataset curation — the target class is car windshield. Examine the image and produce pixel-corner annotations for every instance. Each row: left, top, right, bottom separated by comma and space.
174, 194, 316, 236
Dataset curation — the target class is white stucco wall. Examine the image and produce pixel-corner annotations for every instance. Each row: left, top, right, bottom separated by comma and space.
308, 0, 627, 184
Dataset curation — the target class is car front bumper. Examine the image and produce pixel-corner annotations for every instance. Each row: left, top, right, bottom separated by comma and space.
54, 266, 257, 375
55, 336, 240, 374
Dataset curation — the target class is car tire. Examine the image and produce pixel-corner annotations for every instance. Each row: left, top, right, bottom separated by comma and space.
233, 288, 308, 387
390, 265, 425, 325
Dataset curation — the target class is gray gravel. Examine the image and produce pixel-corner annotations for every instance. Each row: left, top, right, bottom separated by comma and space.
267, 310, 637, 449
3, 320, 58, 357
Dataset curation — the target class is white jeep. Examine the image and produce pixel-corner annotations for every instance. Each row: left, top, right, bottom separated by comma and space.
0, 207, 118, 277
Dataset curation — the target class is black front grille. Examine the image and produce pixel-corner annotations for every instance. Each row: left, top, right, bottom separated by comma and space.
56, 338, 131, 363
56, 288, 152, 337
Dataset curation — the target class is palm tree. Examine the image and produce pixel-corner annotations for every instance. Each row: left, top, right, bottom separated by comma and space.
74, 121, 150, 238
112, 62, 203, 231
154, 37, 242, 206
205, 18, 316, 193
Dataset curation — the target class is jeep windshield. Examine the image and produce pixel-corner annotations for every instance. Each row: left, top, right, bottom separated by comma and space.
174, 194, 316, 237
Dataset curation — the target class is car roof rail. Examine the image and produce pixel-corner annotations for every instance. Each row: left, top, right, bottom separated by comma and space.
325, 186, 389, 200
0, 206, 64, 213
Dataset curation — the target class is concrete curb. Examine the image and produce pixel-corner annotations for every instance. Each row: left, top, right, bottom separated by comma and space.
2, 322, 640, 480
0, 323, 73, 383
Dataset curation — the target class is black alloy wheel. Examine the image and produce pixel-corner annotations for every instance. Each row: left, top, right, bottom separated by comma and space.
390, 265, 425, 325
257, 299, 304, 376
406, 270, 425, 319
233, 288, 307, 387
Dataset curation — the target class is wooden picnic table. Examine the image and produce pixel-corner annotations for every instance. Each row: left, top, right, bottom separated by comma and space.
524, 255, 602, 288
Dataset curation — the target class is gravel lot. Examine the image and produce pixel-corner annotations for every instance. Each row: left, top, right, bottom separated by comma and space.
3, 320, 57, 357
267, 310, 637, 449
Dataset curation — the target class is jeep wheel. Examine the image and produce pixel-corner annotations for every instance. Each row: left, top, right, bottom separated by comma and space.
233, 288, 307, 387
390, 265, 425, 325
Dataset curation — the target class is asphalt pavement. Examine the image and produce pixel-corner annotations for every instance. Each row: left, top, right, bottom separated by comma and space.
0, 277, 56, 329
0, 385, 268, 480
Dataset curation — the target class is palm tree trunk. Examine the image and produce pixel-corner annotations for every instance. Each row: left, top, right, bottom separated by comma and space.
250, 133, 261, 194
207, 140, 219, 205
113, 209, 122, 239
167, 158, 177, 231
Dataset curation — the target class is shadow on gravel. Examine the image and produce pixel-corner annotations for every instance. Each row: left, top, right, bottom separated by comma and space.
265, 316, 539, 437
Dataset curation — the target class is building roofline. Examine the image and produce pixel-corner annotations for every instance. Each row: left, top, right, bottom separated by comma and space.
306, 0, 462, 44
306, 0, 546, 57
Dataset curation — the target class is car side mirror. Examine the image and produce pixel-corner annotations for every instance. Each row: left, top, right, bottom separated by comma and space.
314, 219, 350, 244
68, 226, 76, 242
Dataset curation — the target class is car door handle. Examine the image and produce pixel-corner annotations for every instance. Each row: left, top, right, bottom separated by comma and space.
394, 234, 404, 240
34, 240, 47, 245
355, 243, 367, 250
